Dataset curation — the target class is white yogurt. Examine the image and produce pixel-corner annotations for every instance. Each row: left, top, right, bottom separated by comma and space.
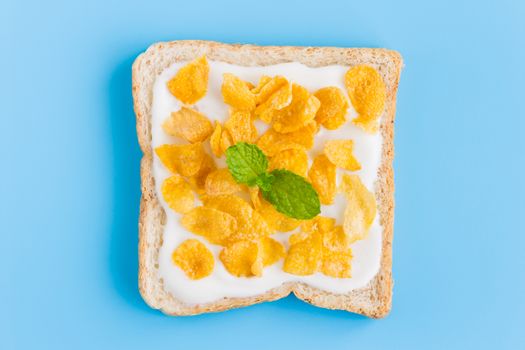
151, 61, 383, 304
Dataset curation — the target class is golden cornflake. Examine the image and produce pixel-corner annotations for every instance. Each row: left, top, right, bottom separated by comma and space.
288, 229, 311, 246
187, 154, 216, 194
172, 239, 214, 280
220, 128, 234, 155
224, 110, 258, 143
203, 195, 273, 243
161, 175, 195, 214
341, 174, 377, 243
259, 237, 285, 266
254, 76, 288, 103
321, 249, 352, 278
203, 195, 252, 229
181, 206, 237, 245
314, 87, 348, 130
219, 236, 285, 278
205, 168, 242, 196
321, 226, 353, 279
256, 193, 301, 232
308, 154, 336, 205
249, 187, 262, 209
209, 122, 234, 157
210, 122, 223, 157
344, 65, 386, 133
324, 139, 361, 171
251, 75, 272, 94
162, 107, 213, 143
272, 84, 320, 133
269, 148, 308, 177
221, 73, 256, 111
283, 231, 322, 276
254, 76, 293, 123
220, 241, 262, 277
322, 226, 349, 252
286, 217, 353, 278
247, 210, 274, 241
301, 216, 336, 236
167, 56, 209, 104
256, 122, 317, 156
155, 142, 206, 176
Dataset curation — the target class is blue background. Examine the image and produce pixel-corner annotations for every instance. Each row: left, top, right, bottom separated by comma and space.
3, 0, 525, 349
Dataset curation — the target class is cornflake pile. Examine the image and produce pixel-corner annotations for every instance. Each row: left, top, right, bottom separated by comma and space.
155, 56, 385, 280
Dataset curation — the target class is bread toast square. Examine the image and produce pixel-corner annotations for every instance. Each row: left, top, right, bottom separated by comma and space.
132, 40, 402, 317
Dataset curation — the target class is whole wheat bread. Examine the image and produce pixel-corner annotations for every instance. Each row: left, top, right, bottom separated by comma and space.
132, 40, 402, 318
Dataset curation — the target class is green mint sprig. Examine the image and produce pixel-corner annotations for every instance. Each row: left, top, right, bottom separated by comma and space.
225, 143, 320, 220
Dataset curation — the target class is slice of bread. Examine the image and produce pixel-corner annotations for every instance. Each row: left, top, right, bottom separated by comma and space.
132, 40, 402, 318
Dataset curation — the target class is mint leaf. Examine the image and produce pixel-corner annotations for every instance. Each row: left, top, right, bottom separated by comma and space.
225, 142, 268, 186
225, 143, 321, 220
255, 172, 274, 192
262, 169, 320, 220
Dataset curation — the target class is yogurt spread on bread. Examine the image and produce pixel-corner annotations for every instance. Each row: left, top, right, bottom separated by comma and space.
150, 58, 384, 304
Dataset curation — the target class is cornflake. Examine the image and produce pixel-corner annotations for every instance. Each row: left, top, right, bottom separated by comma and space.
284, 230, 322, 275
344, 65, 386, 133
251, 75, 272, 95
254, 76, 293, 123
257, 122, 317, 156
249, 187, 262, 209
321, 250, 352, 278
161, 175, 195, 214
314, 87, 348, 130
172, 239, 214, 280
220, 240, 262, 277
162, 107, 213, 143
244, 81, 255, 90
167, 56, 209, 104
221, 73, 256, 111
181, 206, 237, 245
260, 237, 285, 266
188, 154, 216, 194
155, 142, 206, 177
308, 154, 336, 205
209, 122, 234, 157
203, 195, 273, 243
205, 168, 242, 196
322, 226, 349, 251
220, 128, 234, 155
272, 84, 320, 133
284, 216, 353, 278
301, 216, 336, 236
269, 148, 308, 177
220, 237, 285, 277
341, 174, 377, 243
210, 122, 224, 157
247, 210, 274, 241
224, 110, 258, 144
324, 140, 361, 171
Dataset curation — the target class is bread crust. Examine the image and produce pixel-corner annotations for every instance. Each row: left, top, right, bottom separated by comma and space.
132, 40, 402, 317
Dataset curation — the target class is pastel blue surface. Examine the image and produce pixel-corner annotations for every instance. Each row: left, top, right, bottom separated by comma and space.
3, 0, 525, 349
